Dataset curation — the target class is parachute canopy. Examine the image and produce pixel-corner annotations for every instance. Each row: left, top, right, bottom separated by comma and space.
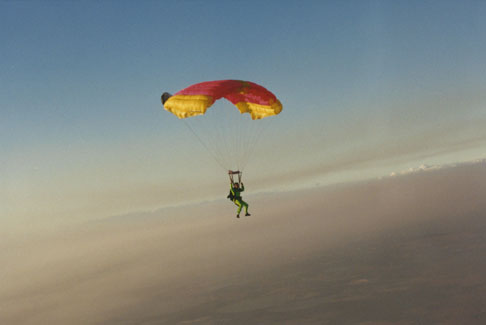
162, 80, 282, 120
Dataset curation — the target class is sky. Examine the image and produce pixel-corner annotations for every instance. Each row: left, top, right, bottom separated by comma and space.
1, 0, 486, 230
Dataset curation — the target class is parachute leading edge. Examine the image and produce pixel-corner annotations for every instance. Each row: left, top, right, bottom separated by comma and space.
162, 80, 282, 120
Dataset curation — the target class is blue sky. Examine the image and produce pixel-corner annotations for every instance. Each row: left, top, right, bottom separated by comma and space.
2, 1, 486, 228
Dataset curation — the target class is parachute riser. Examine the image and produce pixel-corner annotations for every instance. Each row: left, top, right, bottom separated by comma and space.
228, 170, 242, 185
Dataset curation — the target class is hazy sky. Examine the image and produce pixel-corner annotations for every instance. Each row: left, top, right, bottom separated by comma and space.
2, 1, 486, 228
2, 161, 485, 324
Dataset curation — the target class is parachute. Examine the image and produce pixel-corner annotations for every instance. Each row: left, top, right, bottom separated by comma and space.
161, 80, 282, 170
162, 80, 282, 120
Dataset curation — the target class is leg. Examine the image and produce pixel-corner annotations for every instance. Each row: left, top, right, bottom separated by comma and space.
240, 200, 250, 216
234, 200, 242, 217
241, 200, 249, 214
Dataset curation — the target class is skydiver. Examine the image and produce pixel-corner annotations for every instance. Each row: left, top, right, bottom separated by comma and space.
229, 179, 250, 218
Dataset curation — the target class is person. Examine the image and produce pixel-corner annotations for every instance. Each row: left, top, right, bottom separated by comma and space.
229, 179, 250, 218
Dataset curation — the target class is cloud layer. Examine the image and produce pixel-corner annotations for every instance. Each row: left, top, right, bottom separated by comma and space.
1, 161, 486, 324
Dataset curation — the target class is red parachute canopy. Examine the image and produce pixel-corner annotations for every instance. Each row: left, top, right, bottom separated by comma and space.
162, 80, 282, 120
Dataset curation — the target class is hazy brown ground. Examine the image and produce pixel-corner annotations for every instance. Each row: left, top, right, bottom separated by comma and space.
1, 162, 486, 324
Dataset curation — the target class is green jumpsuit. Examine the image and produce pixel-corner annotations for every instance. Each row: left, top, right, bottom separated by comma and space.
231, 184, 249, 215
